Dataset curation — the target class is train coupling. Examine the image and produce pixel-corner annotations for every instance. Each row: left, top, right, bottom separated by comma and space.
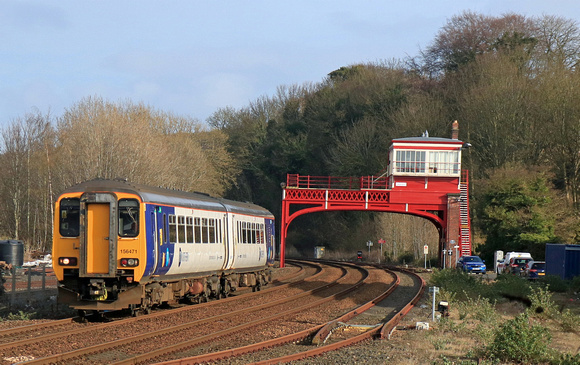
88, 279, 108, 300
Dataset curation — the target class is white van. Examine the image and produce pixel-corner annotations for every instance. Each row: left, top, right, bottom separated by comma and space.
496, 251, 532, 274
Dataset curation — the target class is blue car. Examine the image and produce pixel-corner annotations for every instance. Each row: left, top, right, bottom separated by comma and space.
524, 261, 546, 279
456, 255, 486, 274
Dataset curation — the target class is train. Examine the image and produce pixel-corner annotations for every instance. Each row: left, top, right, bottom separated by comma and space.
52, 179, 275, 317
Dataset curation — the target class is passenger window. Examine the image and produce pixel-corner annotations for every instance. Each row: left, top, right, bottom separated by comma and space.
118, 199, 139, 237
201, 218, 209, 243
186, 217, 194, 244
208, 219, 216, 244
60, 198, 80, 237
194, 217, 202, 243
177, 216, 186, 243
168, 214, 177, 243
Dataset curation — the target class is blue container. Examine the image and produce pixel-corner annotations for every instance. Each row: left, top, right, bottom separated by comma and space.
545, 243, 580, 280
0, 240, 24, 267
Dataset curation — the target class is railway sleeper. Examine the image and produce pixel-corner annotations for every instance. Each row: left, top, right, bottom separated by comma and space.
64, 269, 272, 318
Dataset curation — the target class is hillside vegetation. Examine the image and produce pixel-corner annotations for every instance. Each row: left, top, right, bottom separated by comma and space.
1, 12, 580, 262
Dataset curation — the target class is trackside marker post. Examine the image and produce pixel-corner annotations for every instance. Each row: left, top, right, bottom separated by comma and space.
429, 286, 439, 321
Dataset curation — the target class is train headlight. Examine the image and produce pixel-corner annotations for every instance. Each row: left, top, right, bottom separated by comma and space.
58, 257, 78, 266
120, 258, 139, 267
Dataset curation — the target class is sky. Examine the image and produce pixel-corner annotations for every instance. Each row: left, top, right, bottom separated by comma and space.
1, 1, 580, 127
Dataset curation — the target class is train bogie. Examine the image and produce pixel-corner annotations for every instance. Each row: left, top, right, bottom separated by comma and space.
52, 179, 275, 315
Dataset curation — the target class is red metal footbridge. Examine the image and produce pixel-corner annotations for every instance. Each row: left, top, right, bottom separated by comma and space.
279, 123, 472, 268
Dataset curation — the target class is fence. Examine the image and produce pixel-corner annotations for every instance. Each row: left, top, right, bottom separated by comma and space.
0, 266, 60, 315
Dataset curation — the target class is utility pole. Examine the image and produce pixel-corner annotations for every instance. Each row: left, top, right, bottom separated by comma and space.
378, 238, 385, 264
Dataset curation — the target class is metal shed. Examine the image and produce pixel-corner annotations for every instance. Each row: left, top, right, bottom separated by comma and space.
545, 243, 580, 280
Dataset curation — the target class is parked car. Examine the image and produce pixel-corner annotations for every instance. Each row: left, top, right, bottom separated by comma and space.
496, 252, 532, 274
457, 255, 486, 274
508, 257, 533, 275
524, 261, 546, 279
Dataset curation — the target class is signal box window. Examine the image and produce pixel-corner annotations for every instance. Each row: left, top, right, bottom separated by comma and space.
119, 199, 139, 237
60, 198, 80, 237
396, 150, 425, 173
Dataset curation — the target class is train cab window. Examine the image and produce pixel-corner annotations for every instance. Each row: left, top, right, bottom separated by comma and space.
119, 199, 139, 237
59, 198, 80, 237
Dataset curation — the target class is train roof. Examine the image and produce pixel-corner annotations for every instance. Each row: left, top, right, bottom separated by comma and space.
59, 179, 274, 218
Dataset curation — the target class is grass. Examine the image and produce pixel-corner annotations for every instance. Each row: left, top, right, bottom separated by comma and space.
424, 269, 580, 364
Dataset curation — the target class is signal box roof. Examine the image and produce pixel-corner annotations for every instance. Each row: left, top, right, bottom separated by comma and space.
392, 136, 463, 144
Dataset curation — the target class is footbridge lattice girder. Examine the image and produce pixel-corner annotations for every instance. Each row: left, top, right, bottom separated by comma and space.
279, 172, 472, 268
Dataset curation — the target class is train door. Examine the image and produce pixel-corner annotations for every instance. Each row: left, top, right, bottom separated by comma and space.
221, 213, 234, 270
154, 207, 175, 275
146, 208, 159, 275
265, 218, 276, 265
79, 193, 117, 278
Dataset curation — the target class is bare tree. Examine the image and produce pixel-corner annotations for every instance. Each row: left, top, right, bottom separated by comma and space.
421, 11, 534, 75
54, 96, 231, 196
0, 110, 53, 250
533, 15, 580, 70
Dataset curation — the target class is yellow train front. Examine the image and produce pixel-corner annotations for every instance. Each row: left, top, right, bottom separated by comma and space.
52, 179, 276, 316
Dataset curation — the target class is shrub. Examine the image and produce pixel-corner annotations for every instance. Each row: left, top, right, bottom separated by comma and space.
492, 273, 532, 300
550, 353, 580, 365
429, 269, 492, 301
538, 275, 569, 293
558, 309, 578, 333
526, 285, 558, 319
464, 295, 499, 323
398, 251, 415, 265
6, 311, 35, 320
483, 313, 552, 363
570, 276, 580, 293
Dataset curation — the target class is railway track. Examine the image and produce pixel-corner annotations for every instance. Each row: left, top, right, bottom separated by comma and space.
0, 261, 307, 349
154, 264, 425, 364
0, 260, 350, 364
0, 261, 424, 365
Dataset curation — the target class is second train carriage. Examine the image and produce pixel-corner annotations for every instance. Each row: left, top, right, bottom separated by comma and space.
52, 179, 275, 315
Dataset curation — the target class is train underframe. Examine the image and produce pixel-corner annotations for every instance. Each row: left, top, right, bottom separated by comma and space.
58, 268, 272, 319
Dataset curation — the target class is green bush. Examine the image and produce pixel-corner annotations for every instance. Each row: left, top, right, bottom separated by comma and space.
550, 352, 580, 365
398, 251, 415, 265
464, 295, 499, 323
526, 285, 558, 319
429, 269, 493, 301
569, 276, 580, 293
6, 311, 35, 320
538, 275, 569, 293
492, 274, 531, 301
483, 313, 552, 363
558, 309, 578, 333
